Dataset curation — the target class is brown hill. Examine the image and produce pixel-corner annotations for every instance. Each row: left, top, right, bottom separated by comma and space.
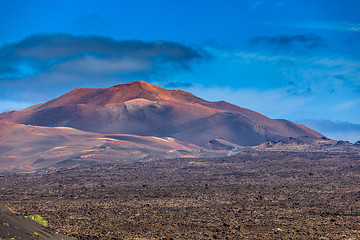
0, 81, 323, 147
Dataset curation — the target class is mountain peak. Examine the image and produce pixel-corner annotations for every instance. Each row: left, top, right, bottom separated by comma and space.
113, 80, 167, 95
130, 80, 154, 86
113, 80, 155, 88
107, 80, 200, 104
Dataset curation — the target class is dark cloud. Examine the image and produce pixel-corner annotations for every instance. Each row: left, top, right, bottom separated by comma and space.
250, 33, 326, 51
0, 33, 209, 79
0, 33, 209, 101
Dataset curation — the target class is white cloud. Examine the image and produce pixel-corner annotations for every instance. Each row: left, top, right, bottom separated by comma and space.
312, 57, 360, 68
333, 100, 360, 111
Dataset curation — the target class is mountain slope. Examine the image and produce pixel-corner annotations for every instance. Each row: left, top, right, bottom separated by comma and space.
0, 81, 323, 146
0, 120, 224, 172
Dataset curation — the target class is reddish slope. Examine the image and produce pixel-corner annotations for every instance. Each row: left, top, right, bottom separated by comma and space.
0, 120, 223, 172
0, 81, 323, 146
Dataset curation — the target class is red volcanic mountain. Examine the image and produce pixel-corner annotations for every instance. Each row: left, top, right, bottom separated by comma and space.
0, 81, 322, 147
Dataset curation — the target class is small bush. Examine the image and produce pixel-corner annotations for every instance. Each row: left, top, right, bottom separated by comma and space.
28, 214, 48, 226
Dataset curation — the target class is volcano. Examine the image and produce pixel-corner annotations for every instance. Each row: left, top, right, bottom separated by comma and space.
0, 81, 322, 147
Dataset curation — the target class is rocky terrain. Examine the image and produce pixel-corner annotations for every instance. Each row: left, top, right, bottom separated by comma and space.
0, 150, 359, 239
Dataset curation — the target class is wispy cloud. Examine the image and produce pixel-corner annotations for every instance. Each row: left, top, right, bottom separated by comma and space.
250, 33, 326, 53
249, 0, 264, 11
275, 21, 360, 32
214, 48, 360, 95
249, 0, 286, 11
333, 100, 360, 111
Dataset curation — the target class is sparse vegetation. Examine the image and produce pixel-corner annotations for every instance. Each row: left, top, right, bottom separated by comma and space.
28, 214, 48, 227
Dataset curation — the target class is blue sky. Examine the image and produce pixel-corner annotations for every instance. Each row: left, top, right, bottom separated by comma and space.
0, 0, 359, 142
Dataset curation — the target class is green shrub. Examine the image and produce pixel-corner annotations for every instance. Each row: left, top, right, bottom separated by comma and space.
28, 214, 48, 227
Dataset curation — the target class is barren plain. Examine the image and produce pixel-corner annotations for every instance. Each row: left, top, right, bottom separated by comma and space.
0, 150, 359, 239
